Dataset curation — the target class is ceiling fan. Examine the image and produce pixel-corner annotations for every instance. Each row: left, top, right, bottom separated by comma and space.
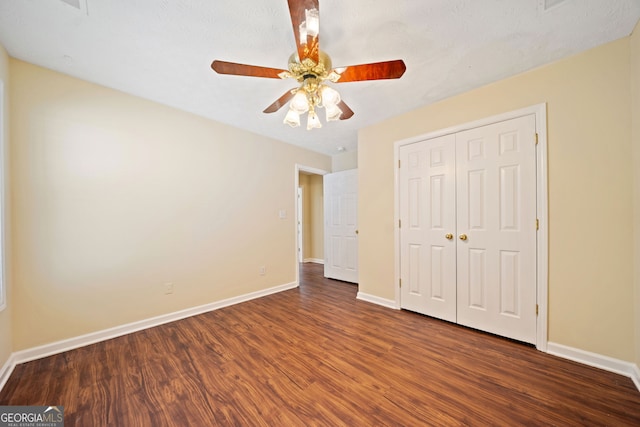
210, 0, 407, 130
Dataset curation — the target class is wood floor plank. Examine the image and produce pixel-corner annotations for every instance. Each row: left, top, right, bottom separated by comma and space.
1, 262, 639, 426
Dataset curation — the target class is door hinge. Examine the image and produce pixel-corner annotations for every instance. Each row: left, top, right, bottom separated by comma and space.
536, 219, 539, 230
536, 304, 539, 316
399, 219, 402, 228
399, 278, 402, 288
535, 133, 539, 145
398, 159, 401, 168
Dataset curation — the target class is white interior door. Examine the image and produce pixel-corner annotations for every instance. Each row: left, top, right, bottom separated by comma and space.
455, 116, 537, 344
398, 114, 538, 344
324, 169, 358, 283
399, 135, 457, 322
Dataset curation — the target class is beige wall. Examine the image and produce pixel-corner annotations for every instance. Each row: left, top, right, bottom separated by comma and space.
332, 150, 357, 172
299, 173, 324, 261
10, 59, 330, 350
359, 38, 635, 361
0, 44, 12, 369
631, 20, 640, 368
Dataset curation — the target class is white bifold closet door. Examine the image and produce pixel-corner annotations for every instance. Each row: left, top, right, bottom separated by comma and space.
399, 133, 458, 322
399, 115, 537, 344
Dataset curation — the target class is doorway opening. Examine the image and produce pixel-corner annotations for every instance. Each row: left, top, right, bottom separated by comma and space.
295, 165, 328, 285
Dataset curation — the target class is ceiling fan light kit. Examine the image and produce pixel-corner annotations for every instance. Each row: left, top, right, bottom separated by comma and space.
210, 0, 406, 131
283, 75, 343, 129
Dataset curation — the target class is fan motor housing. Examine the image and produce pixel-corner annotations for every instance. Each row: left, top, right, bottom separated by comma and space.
288, 51, 332, 81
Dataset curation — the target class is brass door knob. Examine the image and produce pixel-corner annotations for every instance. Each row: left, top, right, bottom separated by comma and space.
445, 233, 453, 240
355, 230, 359, 235
459, 234, 468, 241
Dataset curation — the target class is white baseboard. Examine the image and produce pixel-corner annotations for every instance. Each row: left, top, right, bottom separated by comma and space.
633, 364, 640, 391
356, 292, 398, 310
0, 353, 16, 392
1, 280, 298, 390
547, 342, 640, 392
4, 288, 639, 395
303, 258, 324, 264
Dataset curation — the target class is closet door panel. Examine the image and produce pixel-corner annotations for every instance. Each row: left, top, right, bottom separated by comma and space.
455, 115, 537, 344
399, 135, 457, 322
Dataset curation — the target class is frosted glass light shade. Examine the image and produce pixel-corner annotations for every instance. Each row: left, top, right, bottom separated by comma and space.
307, 110, 322, 130
320, 85, 340, 107
290, 90, 309, 114
325, 103, 343, 122
284, 108, 301, 127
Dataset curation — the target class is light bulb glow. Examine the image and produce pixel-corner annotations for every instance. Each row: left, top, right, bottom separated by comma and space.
290, 90, 309, 114
320, 85, 340, 107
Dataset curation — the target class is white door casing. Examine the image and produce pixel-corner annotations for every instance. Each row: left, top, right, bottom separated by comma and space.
297, 187, 304, 263
397, 111, 541, 346
324, 169, 359, 283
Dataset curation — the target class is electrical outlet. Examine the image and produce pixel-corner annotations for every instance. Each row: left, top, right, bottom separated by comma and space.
164, 282, 174, 295
259, 266, 266, 276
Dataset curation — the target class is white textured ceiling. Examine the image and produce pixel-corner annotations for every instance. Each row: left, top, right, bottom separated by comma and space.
0, 0, 639, 155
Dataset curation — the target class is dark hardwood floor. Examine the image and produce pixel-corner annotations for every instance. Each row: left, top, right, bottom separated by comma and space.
1, 263, 639, 426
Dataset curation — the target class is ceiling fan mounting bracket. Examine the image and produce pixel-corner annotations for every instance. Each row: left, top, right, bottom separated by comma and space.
286, 51, 332, 83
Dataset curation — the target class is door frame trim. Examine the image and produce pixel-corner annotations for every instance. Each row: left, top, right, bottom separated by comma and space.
393, 103, 548, 351
294, 164, 329, 286
297, 187, 304, 263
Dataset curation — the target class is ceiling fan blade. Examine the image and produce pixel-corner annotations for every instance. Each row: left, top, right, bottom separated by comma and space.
334, 60, 407, 83
211, 60, 287, 79
337, 100, 354, 120
287, 0, 320, 63
263, 89, 297, 113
